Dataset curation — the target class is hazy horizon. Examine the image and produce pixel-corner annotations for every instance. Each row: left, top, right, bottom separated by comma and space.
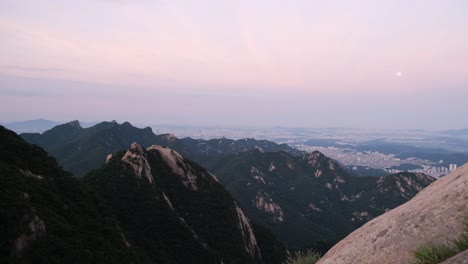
3, 117, 467, 132
1, 1, 467, 130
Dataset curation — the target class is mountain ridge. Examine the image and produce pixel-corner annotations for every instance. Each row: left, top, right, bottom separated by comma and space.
21, 120, 301, 176
207, 149, 435, 249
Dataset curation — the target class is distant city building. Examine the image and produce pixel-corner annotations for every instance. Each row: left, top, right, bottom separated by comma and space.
449, 164, 458, 171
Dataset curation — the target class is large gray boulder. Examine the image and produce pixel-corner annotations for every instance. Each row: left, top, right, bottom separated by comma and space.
318, 164, 468, 264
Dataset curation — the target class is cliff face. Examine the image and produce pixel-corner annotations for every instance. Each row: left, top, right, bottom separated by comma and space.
318, 163, 468, 264
84, 143, 264, 264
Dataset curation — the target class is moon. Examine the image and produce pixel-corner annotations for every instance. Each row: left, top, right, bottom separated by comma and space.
395, 71, 403, 78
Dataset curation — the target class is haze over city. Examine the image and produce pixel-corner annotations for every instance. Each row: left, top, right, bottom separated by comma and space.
1, 0, 467, 129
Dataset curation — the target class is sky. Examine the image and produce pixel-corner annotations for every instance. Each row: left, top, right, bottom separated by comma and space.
1, 0, 467, 129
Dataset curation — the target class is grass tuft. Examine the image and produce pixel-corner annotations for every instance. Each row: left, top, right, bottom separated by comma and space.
283, 249, 321, 264
412, 243, 457, 264
453, 218, 468, 252
413, 217, 468, 264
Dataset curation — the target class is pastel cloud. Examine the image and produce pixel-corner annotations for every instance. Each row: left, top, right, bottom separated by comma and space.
0, 0, 467, 128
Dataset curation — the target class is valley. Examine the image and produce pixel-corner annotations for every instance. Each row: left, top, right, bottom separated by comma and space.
2, 120, 467, 263
11, 121, 439, 250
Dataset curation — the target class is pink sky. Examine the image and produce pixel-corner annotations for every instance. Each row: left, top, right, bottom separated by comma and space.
1, 0, 467, 128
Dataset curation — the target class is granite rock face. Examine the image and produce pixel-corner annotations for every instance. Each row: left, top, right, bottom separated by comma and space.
12, 214, 46, 258
86, 143, 264, 263
318, 163, 468, 264
442, 250, 468, 264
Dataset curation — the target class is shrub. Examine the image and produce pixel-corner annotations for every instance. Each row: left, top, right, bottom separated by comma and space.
283, 249, 320, 264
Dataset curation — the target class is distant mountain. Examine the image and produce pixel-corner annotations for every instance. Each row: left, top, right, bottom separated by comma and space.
21, 121, 301, 176
181, 137, 302, 157
397, 152, 468, 167
441, 128, 468, 136
83, 143, 284, 264
0, 126, 136, 263
2, 119, 98, 134
180, 137, 303, 168
389, 163, 423, 171
21, 121, 167, 176
2, 119, 60, 133
354, 140, 455, 155
318, 163, 468, 264
206, 150, 435, 249
346, 165, 389, 177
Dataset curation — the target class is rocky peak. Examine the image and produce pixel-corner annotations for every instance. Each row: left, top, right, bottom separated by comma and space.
66, 120, 82, 128
254, 192, 284, 223
121, 143, 153, 184
106, 154, 113, 164
87, 139, 267, 263
412, 172, 435, 182
161, 133, 178, 142
147, 145, 200, 191
121, 121, 132, 127
128, 142, 144, 155
301, 151, 327, 165
376, 172, 435, 199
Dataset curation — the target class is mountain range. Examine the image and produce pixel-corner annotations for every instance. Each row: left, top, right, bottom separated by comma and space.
1, 125, 287, 264
19, 121, 436, 251
21, 120, 301, 177
1, 119, 61, 134
1, 119, 98, 134
206, 149, 435, 248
